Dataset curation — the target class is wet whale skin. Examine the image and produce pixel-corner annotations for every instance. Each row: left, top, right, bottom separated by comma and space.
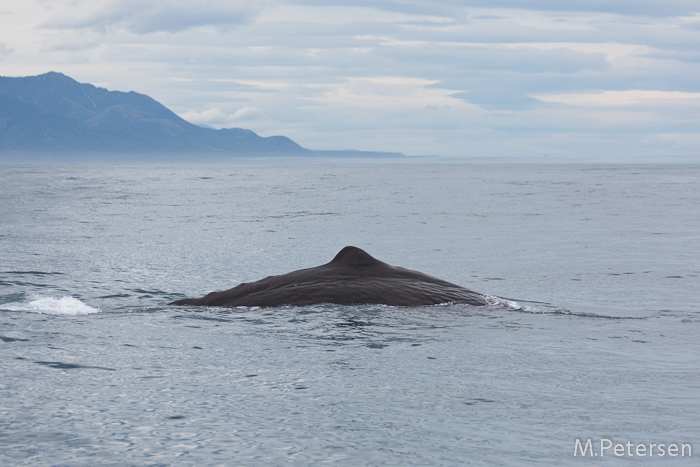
169, 246, 488, 307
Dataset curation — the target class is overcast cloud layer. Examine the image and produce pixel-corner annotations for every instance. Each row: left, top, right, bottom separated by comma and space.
2, 0, 700, 160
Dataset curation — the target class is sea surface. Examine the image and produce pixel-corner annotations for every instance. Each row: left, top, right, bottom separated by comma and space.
1, 162, 698, 466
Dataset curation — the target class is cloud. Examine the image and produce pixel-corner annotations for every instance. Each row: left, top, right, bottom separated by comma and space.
284, 0, 700, 17
44, 0, 266, 34
534, 90, 700, 107
180, 106, 264, 128
0, 42, 12, 58
301, 77, 478, 116
400, 0, 700, 17
4, 0, 700, 160
276, 0, 464, 18
365, 39, 610, 73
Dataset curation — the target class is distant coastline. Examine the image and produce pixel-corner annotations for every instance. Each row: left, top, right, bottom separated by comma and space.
0, 72, 404, 162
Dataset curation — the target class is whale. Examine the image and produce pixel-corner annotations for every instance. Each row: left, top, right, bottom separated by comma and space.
168, 246, 488, 307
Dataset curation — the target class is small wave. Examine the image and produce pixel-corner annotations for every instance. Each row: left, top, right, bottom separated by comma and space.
3, 296, 101, 315
485, 295, 541, 312
486, 296, 644, 320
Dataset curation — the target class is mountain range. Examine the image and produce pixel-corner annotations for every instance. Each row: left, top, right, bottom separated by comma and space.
0, 72, 403, 161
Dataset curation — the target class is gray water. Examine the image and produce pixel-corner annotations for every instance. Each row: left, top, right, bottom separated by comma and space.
1, 163, 698, 465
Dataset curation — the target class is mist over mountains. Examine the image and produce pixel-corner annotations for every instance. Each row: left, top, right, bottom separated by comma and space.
0, 72, 402, 161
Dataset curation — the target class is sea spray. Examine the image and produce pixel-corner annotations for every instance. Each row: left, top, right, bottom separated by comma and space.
3, 296, 101, 315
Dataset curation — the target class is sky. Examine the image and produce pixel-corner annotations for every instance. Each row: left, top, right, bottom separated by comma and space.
1, 0, 700, 161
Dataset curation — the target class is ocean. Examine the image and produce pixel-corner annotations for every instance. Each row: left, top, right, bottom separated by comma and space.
1, 162, 698, 466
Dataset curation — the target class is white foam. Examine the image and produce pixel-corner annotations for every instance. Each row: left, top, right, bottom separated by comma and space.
4, 296, 101, 315
485, 295, 540, 313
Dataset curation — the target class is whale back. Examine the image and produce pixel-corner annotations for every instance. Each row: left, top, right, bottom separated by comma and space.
169, 246, 488, 307
329, 246, 384, 267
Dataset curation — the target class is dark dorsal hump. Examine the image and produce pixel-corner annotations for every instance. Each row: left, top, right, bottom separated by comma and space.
329, 246, 383, 267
